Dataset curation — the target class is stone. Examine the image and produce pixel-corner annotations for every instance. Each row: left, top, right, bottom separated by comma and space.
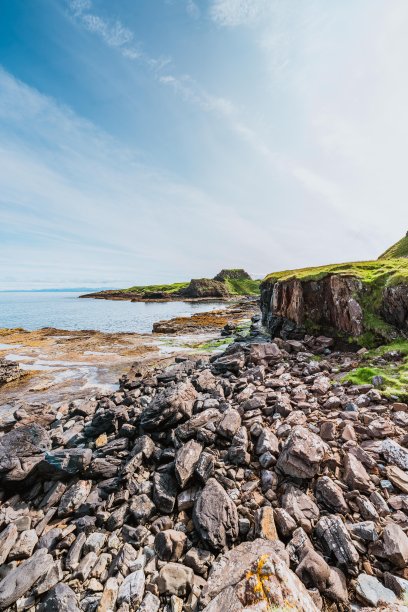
184, 547, 214, 577
35, 561, 63, 596
343, 453, 374, 493
276, 426, 328, 479
117, 569, 145, 607
154, 529, 187, 561
130, 494, 155, 523
315, 476, 348, 514
58, 480, 92, 516
381, 523, 408, 568
348, 521, 378, 542
75, 551, 97, 581
0, 548, 53, 609
228, 426, 250, 465
249, 342, 282, 364
281, 485, 320, 533
0, 523, 18, 565
195, 452, 215, 483
193, 478, 239, 551
8, 529, 38, 560
324, 567, 349, 604
0, 423, 50, 481
255, 428, 279, 455
84, 531, 106, 555
175, 440, 202, 487
254, 506, 278, 541
218, 408, 241, 439
200, 538, 318, 612
65, 532, 86, 571
140, 382, 197, 431
355, 573, 397, 607
37, 583, 80, 612
137, 592, 161, 612
296, 546, 331, 591
274, 508, 297, 537
156, 563, 194, 596
153, 472, 178, 513
315, 515, 359, 568
382, 438, 408, 470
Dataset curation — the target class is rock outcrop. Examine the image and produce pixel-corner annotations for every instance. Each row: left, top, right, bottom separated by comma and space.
261, 263, 408, 343
0, 358, 21, 386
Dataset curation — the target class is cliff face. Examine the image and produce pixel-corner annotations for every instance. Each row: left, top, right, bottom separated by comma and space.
261, 262, 408, 344
261, 275, 364, 339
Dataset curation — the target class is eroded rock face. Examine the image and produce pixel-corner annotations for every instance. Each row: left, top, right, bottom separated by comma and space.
261, 275, 364, 338
381, 284, 408, 331
0, 358, 21, 386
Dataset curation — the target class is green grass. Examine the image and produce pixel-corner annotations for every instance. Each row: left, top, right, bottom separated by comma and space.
123, 282, 189, 294
379, 234, 408, 259
225, 278, 260, 295
263, 259, 408, 287
344, 339, 408, 400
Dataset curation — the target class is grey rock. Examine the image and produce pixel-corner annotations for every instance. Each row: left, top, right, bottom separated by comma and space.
228, 426, 250, 465
315, 515, 359, 568
153, 472, 178, 513
355, 573, 397, 607
315, 476, 348, 514
117, 569, 145, 607
193, 478, 239, 551
348, 521, 378, 542
58, 479, 92, 516
130, 494, 155, 523
140, 382, 197, 431
154, 529, 187, 561
0, 523, 18, 565
218, 409, 241, 439
156, 563, 194, 596
343, 453, 374, 493
255, 428, 279, 455
175, 440, 202, 487
0, 548, 53, 609
137, 592, 161, 612
8, 528, 38, 560
276, 425, 328, 479
37, 583, 80, 612
195, 452, 215, 483
184, 547, 214, 577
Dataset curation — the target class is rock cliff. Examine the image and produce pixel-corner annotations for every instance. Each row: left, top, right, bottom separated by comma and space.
261, 260, 408, 345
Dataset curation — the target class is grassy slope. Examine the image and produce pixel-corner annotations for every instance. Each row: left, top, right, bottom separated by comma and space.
379, 235, 408, 259
263, 259, 408, 286
123, 278, 260, 296
344, 339, 408, 400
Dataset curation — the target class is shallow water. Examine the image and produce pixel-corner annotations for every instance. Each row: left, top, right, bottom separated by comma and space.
0, 292, 225, 333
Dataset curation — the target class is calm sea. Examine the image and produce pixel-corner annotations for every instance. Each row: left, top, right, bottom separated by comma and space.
0, 292, 225, 334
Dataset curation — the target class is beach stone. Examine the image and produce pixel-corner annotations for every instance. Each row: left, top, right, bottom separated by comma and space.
117, 569, 145, 607
37, 583, 80, 612
140, 382, 197, 431
200, 538, 318, 611
315, 476, 348, 514
58, 479, 92, 516
154, 529, 187, 561
137, 592, 161, 612
356, 573, 397, 607
175, 440, 202, 487
276, 425, 328, 479
153, 472, 178, 513
0, 548, 53, 609
157, 563, 194, 596
0, 523, 18, 565
193, 478, 239, 551
343, 453, 374, 493
315, 515, 359, 568
218, 408, 241, 439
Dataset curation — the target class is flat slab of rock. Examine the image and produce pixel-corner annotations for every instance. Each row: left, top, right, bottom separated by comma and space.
193, 478, 238, 551
0, 548, 53, 609
175, 440, 202, 487
315, 514, 359, 568
356, 573, 397, 607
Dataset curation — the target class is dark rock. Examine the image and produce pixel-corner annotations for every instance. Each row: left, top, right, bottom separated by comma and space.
38, 583, 80, 611
193, 478, 239, 551
276, 426, 328, 479
141, 382, 197, 431
153, 472, 178, 513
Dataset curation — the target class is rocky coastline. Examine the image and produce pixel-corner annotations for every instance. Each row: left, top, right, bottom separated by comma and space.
1, 315, 408, 610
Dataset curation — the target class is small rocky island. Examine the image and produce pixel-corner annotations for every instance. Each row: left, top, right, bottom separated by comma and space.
1, 239, 408, 610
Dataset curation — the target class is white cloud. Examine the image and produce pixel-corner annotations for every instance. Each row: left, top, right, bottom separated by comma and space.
209, 0, 270, 27
186, 0, 200, 19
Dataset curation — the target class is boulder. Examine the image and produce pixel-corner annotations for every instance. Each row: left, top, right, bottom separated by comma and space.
140, 382, 197, 431
276, 426, 328, 479
193, 478, 239, 551
0, 548, 53, 609
175, 440, 202, 487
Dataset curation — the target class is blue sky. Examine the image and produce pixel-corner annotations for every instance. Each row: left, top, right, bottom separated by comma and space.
0, 0, 407, 289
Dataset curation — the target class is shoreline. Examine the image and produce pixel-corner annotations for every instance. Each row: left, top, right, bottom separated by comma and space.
0, 299, 258, 406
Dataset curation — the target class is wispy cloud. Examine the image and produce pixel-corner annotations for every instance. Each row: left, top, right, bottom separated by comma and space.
66, 0, 170, 69
209, 0, 270, 27
186, 0, 200, 19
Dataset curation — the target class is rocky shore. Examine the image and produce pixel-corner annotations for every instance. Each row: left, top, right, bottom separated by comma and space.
1, 325, 408, 610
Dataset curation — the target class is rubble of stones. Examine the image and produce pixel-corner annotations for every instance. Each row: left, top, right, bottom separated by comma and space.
1, 333, 408, 611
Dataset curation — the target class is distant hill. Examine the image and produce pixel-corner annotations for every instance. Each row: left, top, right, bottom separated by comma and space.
379, 232, 408, 259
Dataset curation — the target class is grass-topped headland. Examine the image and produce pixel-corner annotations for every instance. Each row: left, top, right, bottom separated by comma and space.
81, 269, 260, 301
261, 233, 408, 348
263, 258, 408, 287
